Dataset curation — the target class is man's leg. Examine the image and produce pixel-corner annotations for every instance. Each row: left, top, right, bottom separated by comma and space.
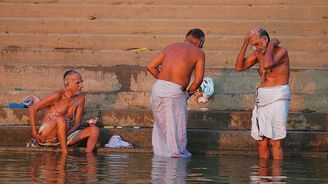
152, 96, 170, 157
257, 138, 270, 159
270, 139, 283, 159
258, 159, 269, 182
56, 117, 68, 154
68, 126, 99, 153
39, 119, 58, 141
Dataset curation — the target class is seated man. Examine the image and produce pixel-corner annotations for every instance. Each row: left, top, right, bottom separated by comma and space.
28, 70, 99, 153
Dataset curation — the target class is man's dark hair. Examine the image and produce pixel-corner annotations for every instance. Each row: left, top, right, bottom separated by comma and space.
258, 28, 270, 43
186, 28, 205, 40
63, 70, 79, 79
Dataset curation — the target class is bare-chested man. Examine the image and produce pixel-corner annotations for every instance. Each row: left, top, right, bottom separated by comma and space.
235, 27, 290, 159
29, 70, 99, 153
147, 28, 205, 158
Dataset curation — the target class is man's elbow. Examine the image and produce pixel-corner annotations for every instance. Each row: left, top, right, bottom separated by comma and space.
194, 79, 203, 87
235, 67, 244, 72
263, 62, 273, 70
28, 106, 36, 114
146, 65, 151, 72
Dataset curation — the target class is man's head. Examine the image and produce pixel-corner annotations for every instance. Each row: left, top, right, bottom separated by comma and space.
249, 27, 270, 54
63, 70, 84, 94
185, 28, 205, 48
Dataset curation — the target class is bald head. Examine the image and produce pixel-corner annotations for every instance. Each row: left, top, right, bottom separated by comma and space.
63, 70, 81, 80
251, 27, 270, 44
63, 70, 82, 88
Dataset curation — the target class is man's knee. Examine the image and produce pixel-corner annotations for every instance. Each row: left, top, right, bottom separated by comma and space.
88, 126, 100, 136
56, 117, 67, 129
258, 138, 269, 148
269, 140, 282, 148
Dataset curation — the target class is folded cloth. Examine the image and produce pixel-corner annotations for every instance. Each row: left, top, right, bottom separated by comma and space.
197, 77, 215, 103
251, 85, 290, 140
104, 135, 133, 148
26, 130, 81, 147
22, 95, 40, 107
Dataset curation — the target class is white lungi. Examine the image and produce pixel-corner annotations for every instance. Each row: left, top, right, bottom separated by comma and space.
251, 84, 290, 140
151, 80, 191, 158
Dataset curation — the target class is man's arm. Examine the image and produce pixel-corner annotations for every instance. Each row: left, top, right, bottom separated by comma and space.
67, 95, 86, 135
235, 31, 258, 72
264, 38, 287, 69
147, 51, 164, 79
28, 91, 61, 142
187, 51, 205, 95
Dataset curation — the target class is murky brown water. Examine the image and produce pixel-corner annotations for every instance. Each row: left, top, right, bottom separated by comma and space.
0, 152, 326, 183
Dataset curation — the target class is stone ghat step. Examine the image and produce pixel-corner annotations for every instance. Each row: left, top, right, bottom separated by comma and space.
1, 49, 327, 69
1, 18, 326, 37
0, 147, 326, 159
1, 65, 328, 94
0, 126, 327, 152
1, 108, 327, 131
1, 91, 327, 112
3, 0, 328, 6
1, 34, 327, 52
0, 3, 327, 20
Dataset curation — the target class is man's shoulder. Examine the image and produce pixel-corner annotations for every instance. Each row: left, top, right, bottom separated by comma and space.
163, 42, 204, 57
276, 46, 288, 55
75, 93, 86, 99
50, 89, 64, 96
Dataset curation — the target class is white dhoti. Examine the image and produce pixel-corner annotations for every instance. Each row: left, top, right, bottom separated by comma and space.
251, 85, 291, 140
151, 80, 191, 158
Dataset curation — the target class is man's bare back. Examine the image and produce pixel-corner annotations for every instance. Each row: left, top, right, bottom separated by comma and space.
147, 31, 205, 95
158, 42, 205, 89
148, 28, 206, 158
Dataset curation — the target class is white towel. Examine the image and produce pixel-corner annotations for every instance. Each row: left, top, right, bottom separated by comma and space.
251, 85, 290, 140
198, 77, 215, 103
151, 80, 191, 158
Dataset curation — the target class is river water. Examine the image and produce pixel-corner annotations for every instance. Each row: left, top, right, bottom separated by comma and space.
0, 152, 327, 183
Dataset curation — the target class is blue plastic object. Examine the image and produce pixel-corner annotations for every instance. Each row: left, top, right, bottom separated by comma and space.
3, 103, 26, 108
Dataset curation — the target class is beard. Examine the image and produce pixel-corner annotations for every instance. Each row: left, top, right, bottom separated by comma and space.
253, 46, 267, 55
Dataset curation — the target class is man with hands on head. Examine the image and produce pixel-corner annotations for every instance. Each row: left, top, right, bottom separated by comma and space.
235, 27, 290, 159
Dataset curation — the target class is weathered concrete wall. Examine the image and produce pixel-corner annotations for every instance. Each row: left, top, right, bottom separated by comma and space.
1, 65, 327, 111
0, 0, 327, 113
2, 108, 328, 131
0, 0, 327, 68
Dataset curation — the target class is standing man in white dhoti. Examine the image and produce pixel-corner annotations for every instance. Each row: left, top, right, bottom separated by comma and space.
235, 27, 290, 159
147, 28, 205, 158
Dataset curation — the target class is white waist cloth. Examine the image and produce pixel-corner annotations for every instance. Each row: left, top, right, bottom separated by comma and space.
251, 84, 291, 140
151, 80, 191, 158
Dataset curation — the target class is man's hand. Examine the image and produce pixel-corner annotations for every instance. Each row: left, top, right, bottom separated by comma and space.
269, 38, 280, 46
32, 132, 44, 143
244, 30, 255, 45
88, 118, 98, 126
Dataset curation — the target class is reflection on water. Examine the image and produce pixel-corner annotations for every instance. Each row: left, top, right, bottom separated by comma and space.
0, 152, 326, 183
151, 156, 187, 183
250, 159, 287, 184
29, 153, 97, 184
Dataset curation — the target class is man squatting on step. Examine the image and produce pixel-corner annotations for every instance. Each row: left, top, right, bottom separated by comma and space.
29, 70, 99, 153
147, 28, 205, 158
235, 27, 291, 159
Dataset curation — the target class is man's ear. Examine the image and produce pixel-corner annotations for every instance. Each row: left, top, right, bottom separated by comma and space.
64, 80, 69, 88
263, 36, 269, 46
